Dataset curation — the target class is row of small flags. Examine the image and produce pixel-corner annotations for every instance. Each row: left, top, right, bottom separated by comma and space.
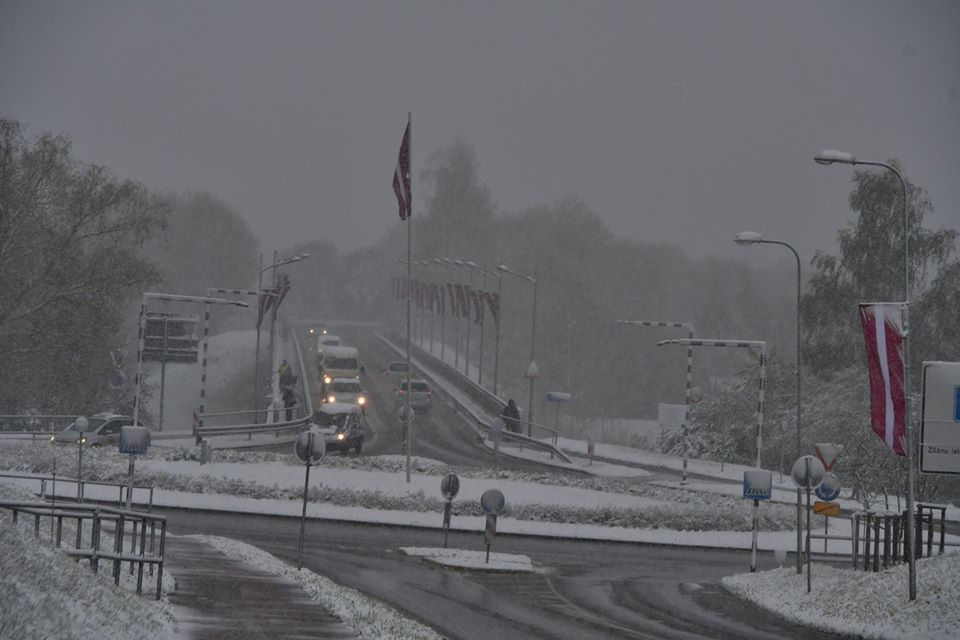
391, 277, 500, 326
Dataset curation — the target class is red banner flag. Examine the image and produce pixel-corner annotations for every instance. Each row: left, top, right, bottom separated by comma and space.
392, 119, 411, 220
859, 303, 907, 456
483, 291, 500, 327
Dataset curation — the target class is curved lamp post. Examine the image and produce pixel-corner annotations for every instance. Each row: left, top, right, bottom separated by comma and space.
256, 252, 310, 420
814, 149, 916, 600
735, 231, 804, 575
499, 264, 538, 436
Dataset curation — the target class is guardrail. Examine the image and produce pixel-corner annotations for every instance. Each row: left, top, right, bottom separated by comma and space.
0, 500, 166, 599
0, 415, 81, 441
0, 472, 155, 510
377, 331, 572, 464
195, 415, 312, 439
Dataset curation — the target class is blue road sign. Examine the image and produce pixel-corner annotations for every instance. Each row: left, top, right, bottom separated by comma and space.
954, 386, 960, 422
743, 470, 772, 500
815, 472, 842, 501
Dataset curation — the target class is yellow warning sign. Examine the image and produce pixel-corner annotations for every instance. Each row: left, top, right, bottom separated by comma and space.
813, 501, 841, 517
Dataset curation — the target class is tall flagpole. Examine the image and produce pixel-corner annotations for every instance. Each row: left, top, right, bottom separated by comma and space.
404, 112, 413, 483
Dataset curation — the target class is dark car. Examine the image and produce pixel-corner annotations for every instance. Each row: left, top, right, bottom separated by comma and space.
311, 403, 365, 454
51, 413, 134, 446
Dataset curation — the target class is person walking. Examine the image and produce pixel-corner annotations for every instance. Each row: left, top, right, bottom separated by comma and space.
282, 386, 297, 421
500, 398, 521, 434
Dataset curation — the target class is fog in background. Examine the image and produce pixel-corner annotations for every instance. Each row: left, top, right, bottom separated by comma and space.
1, 0, 958, 261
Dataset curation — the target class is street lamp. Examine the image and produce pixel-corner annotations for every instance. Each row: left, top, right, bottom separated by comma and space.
256, 252, 310, 421
453, 259, 476, 380
735, 231, 804, 575
466, 261, 502, 394
438, 258, 465, 372
499, 264, 538, 436
815, 148, 917, 600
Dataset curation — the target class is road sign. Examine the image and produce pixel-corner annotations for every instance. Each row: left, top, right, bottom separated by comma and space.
119, 426, 151, 455
397, 404, 415, 425
546, 391, 571, 402
658, 403, 686, 433
813, 501, 841, 517
920, 361, 960, 475
480, 488, 505, 515
814, 443, 841, 471
294, 431, 325, 463
815, 472, 841, 501
441, 473, 460, 500
525, 360, 541, 379
791, 455, 825, 489
743, 469, 773, 500
484, 513, 498, 546
689, 386, 703, 404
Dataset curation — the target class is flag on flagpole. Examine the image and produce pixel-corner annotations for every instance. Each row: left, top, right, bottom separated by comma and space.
859, 303, 907, 456
393, 119, 411, 220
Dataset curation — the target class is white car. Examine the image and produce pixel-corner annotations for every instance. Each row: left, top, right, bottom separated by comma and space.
51, 413, 134, 446
325, 377, 367, 410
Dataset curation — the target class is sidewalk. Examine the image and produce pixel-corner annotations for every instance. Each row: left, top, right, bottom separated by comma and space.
164, 535, 357, 639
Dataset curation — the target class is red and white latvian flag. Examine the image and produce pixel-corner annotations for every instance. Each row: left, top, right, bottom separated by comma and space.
859, 303, 907, 456
392, 118, 411, 220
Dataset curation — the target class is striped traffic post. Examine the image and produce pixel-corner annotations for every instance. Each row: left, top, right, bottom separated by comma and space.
658, 338, 767, 469
198, 289, 260, 441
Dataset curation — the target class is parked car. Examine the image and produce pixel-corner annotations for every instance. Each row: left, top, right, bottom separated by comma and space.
326, 377, 367, 411
394, 379, 433, 412
50, 413, 134, 446
311, 403, 365, 454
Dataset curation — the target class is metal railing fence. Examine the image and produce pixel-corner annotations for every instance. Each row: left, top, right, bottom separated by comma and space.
0, 500, 166, 599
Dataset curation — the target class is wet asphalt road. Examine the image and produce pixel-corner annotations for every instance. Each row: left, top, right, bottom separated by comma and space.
162, 508, 849, 640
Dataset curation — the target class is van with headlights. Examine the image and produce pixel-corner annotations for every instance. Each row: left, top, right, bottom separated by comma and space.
320, 345, 363, 388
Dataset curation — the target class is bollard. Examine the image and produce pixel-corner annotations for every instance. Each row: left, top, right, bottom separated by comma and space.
872, 516, 880, 572
863, 513, 872, 571
852, 513, 860, 569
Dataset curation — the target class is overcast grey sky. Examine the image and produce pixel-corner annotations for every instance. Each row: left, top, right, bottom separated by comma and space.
2, 0, 957, 262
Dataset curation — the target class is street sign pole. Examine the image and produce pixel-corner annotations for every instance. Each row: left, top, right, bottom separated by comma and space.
298, 447, 312, 570
806, 461, 813, 593
751, 498, 760, 573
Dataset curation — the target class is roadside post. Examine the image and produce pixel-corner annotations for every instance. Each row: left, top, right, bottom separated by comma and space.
480, 489, 506, 564
398, 404, 415, 448
814, 471, 842, 552
440, 473, 460, 548
587, 438, 595, 465
792, 454, 825, 592
119, 426, 151, 511
49, 436, 57, 543
743, 469, 773, 572
490, 418, 502, 460
74, 416, 88, 502
294, 430, 326, 569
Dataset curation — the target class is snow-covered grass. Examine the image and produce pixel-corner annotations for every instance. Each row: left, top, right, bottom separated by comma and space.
0, 482, 175, 640
723, 554, 960, 640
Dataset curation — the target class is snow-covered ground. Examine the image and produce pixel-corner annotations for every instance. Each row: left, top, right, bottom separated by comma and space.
2, 327, 958, 639
1, 437, 958, 640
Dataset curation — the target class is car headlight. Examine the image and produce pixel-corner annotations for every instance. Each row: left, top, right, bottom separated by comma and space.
337, 433, 345, 441
328, 395, 336, 403
50, 435, 56, 445
323, 375, 331, 384
79, 436, 87, 445
358, 396, 365, 405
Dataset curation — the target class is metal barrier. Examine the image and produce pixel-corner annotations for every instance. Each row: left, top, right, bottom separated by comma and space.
194, 415, 312, 439
0, 472, 154, 510
377, 331, 572, 463
0, 500, 166, 599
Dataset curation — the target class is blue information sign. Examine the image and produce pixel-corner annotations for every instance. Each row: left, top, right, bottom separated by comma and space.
743, 470, 772, 500
954, 386, 960, 422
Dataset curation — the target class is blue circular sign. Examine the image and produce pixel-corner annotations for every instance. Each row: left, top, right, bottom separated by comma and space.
815, 472, 841, 501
